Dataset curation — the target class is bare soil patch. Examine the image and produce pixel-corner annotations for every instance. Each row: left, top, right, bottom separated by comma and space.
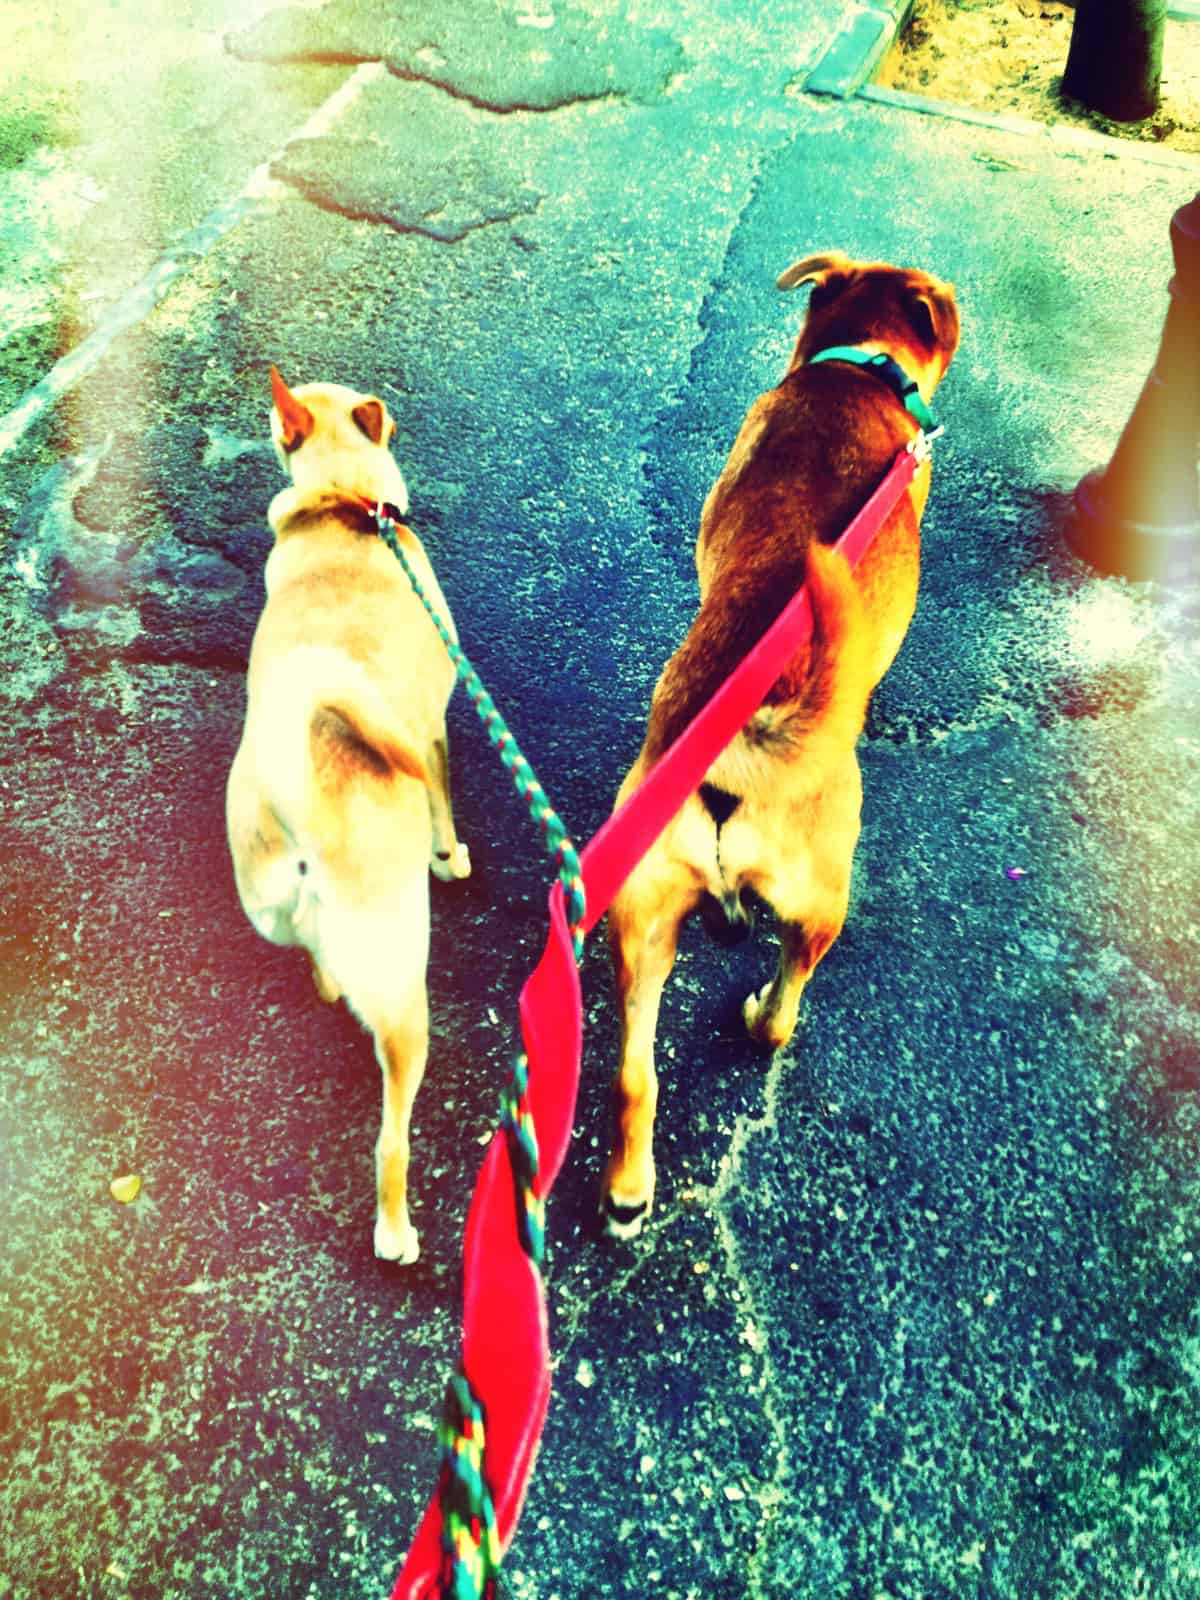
877, 0, 1200, 154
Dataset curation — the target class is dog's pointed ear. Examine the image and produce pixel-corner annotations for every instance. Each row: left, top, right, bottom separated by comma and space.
270, 366, 315, 453
776, 251, 854, 292
351, 397, 389, 446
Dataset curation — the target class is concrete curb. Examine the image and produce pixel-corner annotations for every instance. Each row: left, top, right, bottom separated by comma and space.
862, 82, 1200, 169
1049, 0, 1200, 13
804, 0, 913, 99
807, 1, 1200, 172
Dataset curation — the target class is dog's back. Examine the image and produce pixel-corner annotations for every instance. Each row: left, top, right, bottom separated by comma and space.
644, 344, 937, 776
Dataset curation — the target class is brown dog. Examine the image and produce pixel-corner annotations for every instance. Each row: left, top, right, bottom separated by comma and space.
226, 369, 470, 1264
601, 252, 960, 1238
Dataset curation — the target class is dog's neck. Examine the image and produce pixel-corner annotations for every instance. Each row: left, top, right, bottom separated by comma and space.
806, 344, 936, 431
270, 434, 409, 530
268, 485, 388, 538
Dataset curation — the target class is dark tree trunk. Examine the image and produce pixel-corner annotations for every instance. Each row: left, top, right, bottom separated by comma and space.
1061, 0, 1166, 121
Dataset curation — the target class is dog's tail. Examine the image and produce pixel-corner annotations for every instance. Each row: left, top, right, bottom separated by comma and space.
644, 540, 871, 766
744, 541, 872, 754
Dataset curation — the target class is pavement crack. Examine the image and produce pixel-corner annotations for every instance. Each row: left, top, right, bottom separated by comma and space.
267, 165, 544, 244
386, 63, 624, 117
549, 1199, 690, 1368
637, 130, 793, 561
688, 1047, 793, 1600
548, 1055, 795, 1595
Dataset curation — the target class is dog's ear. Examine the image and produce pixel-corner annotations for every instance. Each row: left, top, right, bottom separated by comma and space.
351, 398, 389, 446
270, 366, 315, 453
776, 251, 854, 292
904, 277, 960, 356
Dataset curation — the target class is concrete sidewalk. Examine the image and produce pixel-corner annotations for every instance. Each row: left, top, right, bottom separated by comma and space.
1, 2, 1198, 1598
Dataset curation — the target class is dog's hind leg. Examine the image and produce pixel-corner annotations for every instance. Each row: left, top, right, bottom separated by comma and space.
744, 761, 860, 1050
371, 985, 429, 1263
742, 916, 843, 1050
426, 734, 471, 882
743, 829, 856, 1050
602, 860, 698, 1239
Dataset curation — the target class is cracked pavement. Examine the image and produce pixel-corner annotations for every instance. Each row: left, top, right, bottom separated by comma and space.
1, 1, 1199, 1597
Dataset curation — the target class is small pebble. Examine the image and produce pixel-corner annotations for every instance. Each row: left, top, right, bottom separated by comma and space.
109, 1173, 142, 1204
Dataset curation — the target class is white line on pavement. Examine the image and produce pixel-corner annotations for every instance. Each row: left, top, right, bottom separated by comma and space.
0, 60, 385, 463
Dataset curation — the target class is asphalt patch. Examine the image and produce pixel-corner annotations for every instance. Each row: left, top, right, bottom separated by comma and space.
8, 428, 275, 671
273, 127, 542, 242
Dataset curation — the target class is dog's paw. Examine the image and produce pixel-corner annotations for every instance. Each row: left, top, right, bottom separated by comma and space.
431, 842, 471, 882
374, 1214, 420, 1264
601, 1191, 652, 1241
311, 961, 342, 1005
743, 984, 792, 1051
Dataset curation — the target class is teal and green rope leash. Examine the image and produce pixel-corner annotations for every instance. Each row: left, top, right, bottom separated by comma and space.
372, 500, 579, 1597
499, 1052, 544, 1264
372, 503, 586, 952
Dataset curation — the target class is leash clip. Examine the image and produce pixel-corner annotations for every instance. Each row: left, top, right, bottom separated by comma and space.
907, 424, 944, 464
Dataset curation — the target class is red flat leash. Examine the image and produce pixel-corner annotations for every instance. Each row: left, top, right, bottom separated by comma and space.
391, 437, 929, 1598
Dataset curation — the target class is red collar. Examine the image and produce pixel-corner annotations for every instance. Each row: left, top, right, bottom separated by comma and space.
353, 494, 406, 527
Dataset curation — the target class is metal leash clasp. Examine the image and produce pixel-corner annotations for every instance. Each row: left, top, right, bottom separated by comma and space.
907, 424, 944, 464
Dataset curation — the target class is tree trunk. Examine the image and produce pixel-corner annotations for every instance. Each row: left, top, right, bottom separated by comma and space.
1061, 0, 1166, 121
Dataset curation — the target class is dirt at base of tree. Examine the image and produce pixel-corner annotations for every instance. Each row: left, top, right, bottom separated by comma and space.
877, 0, 1200, 155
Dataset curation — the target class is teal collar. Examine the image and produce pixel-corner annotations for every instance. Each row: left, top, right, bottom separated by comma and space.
808, 345, 936, 432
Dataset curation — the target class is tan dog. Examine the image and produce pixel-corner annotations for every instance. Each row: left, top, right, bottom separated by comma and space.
601, 253, 960, 1238
226, 368, 470, 1263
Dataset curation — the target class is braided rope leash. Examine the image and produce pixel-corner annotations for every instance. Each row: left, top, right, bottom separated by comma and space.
436, 1375, 500, 1600
498, 1053, 544, 1265
373, 504, 586, 954
372, 501, 578, 1597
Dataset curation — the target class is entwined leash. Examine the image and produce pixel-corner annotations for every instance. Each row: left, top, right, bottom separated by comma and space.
378, 425, 939, 1599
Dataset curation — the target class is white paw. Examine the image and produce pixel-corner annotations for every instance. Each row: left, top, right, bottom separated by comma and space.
743, 983, 789, 1049
742, 983, 769, 1033
374, 1213, 420, 1264
431, 842, 471, 882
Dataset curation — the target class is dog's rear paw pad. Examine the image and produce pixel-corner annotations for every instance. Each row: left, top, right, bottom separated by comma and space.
602, 1195, 650, 1240
431, 843, 471, 882
374, 1216, 420, 1264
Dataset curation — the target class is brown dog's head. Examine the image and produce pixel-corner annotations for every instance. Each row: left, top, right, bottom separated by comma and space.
268, 366, 409, 514
777, 252, 960, 404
